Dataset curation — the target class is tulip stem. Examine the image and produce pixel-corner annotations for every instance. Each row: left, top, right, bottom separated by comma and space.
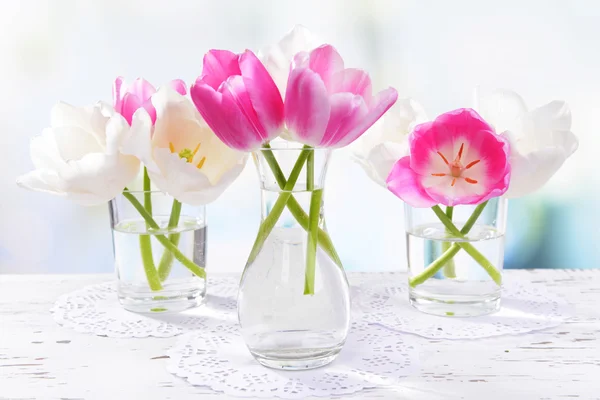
157, 199, 182, 282
123, 190, 206, 280
259, 144, 343, 267
304, 189, 323, 295
138, 168, 162, 291
442, 206, 457, 278
307, 150, 314, 191
304, 147, 318, 295
409, 202, 501, 288
246, 147, 311, 266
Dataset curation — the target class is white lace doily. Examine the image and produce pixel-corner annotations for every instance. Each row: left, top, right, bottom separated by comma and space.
355, 276, 573, 339
50, 277, 238, 338
167, 321, 419, 398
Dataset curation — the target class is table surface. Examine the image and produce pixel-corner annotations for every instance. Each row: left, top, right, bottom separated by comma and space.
1, 270, 600, 400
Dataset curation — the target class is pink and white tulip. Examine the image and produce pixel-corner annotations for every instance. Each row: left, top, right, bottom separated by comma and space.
387, 108, 511, 207
190, 50, 284, 151
122, 87, 248, 205
284, 45, 398, 148
113, 77, 186, 125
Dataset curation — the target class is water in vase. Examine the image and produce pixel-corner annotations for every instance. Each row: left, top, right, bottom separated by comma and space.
113, 216, 207, 313
407, 222, 505, 317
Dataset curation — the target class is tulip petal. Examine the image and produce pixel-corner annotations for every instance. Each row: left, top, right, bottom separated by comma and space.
191, 82, 261, 151
151, 148, 246, 205
17, 169, 67, 197
284, 67, 331, 146
502, 130, 575, 198
307, 45, 344, 88
329, 68, 372, 102
129, 78, 156, 102
475, 87, 528, 135
259, 25, 321, 95
141, 99, 157, 125
62, 153, 139, 202
355, 141, 408, 187
331, 87, 398, 148
202, 50, 241, 90
221, 75, 268, 141
525, 101, 577, 153
118, 108, 154, 169
52, 126, 103, 161
168, 79, 187, 95
321, 93, 368, 147
239, 50, 284, 139
30, 129, 65, 170
386, 156, 437, 208
121, 93, 143, 125
113, 76, 125, 112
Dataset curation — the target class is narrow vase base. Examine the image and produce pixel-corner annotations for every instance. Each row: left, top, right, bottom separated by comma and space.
409, 290, 500, 317
118, 286, 206, 314
250, 347, 342, 370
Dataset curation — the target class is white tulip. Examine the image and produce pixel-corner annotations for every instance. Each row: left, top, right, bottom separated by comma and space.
258, 25, 321, 96
17, 102, 149, 205
353, 98, 427, 186
125, 87, 247, 206
475, 88, 579, 198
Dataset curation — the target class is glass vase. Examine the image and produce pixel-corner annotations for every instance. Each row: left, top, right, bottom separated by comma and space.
109, 191, 207, 313
238, 144, 350, 370
406, 198, 508, 317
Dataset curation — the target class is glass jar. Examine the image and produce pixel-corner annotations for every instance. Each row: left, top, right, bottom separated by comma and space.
238, 144, 350, 370
405, 198, 508, 317
109, 191, 207, 313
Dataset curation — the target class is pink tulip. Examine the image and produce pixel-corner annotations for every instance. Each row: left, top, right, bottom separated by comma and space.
386, 108, 511, 207
284, 45, 398, 148
190, 50, 284, 151
113, 77, 187, 125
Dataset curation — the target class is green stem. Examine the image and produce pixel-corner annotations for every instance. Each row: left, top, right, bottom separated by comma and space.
143, 168, 153, 217
123, 191, 206, 279
442, 206, 457, 278
410, 202, 501, 288
139, 169, 161, 291
246, 147, 311, 265
304, 188, 322, 295
259, 145, 342, 267
409, 244, 461, 287
461, 201, 488, 235
307, 150, 314, 191
157, 199, 182, 282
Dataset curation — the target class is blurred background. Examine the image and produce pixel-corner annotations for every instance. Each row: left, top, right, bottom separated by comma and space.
1, 0, 597, 274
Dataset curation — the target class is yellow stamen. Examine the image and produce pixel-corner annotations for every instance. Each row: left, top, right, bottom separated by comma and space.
431, 173, 446, 177
169, 142, 176, 153
192, 143, 201, 157
451, 178, 457, 187
196, 156, 206, 169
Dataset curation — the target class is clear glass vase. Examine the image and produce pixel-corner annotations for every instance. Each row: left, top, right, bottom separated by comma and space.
109, 191, 207, 313
238, 144, 350, 370
406, 198, 508, 317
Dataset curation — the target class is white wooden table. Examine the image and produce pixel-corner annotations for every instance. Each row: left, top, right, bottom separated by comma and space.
1, 270, 600, 400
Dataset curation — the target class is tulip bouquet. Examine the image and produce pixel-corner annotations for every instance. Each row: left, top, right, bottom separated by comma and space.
190, 26, 398, 295
17, 77, 247, 309
355, 89, 578, 314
